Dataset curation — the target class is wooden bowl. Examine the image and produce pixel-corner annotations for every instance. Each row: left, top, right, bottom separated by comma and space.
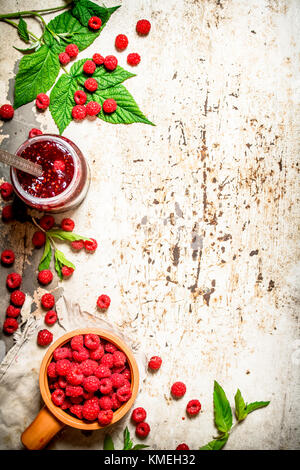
21, 328, 139, 450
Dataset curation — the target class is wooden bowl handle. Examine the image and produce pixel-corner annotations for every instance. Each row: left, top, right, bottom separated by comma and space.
21, 405, 65, 450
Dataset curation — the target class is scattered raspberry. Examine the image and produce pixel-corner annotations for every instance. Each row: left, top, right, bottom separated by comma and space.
0, 104, 14, 120
72, 104, 87, 120
56, 359, 72, 376
61, 266, 74, 278
37, 329, 53, 346
84, 238, 98, 253
36, 93, 50, 110
115, 34, 128, 51
80, 359, 98, 376
110, 373, 125, 389
98, 395, 113, 410
0, 182, 14, 200
74, 90, 87, 105
136, 421, 150, 438
127, 53, 141, 66
83, 60, 96, 75
88, 16, 102, 30
86, 101, 101, 116
83, 375, 100, 392
51, 389, 65, 406
32, 230, 46, 248
148, 356, 162, 370
111, 392, 121, 410
116, 385, 132, 403
10, 289, 25, 306
2, 204, 14, 222
73, 347, 90, 362
84, 334, 100, 350
6, 305, 20, 318
59, 52, 70, 65
65, 44, 79, 58
171, 381, 186, 398
100, 353, 114, 368
102, 99, 117, 114
104, 342, 118, 353
71, 335, 84, 351
186, 399, 201, 416
84, 78, 98, 92
99, 377, 113, 395
61, 218, 75, 232
45, 310, 58, 326
66, 364, 84, 385
136, 19, 151, 36
47, 362, 57, 378
39, 214, 55, 231
65, 385, 83, 397
28, 128, 43, 139
104, 55, 118, 71
131, 407, 147, 424
82, 398, 100, 421
92, 53, 104, 65
70, 404, 83, 419
53, 347, 72, 361
89, 344, 104, 361
94, 364, 111, 379
113, 350, 126, 368
6, 272, 22, 289
3, 317, 18, 335
97, 294, 111, 310
71, 239, 84, 251
176, 443, 190, 450
98, 409, 113, 426
1, 249, 15, 265
41, 293, 55, 309
37, 269, 53, 286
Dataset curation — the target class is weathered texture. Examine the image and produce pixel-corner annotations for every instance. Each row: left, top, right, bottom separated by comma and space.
0, 0, 299, 450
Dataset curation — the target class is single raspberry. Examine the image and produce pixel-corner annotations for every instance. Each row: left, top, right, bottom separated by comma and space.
71, 239, 84, 251
37, 329, 53, 346
186, 399, 201, 416
71, 335, 84, 351
37, 269, 53, 286
41, 293, 55, 309
49, 380, 59, 390
112, 364, 126, 374
65, 385, 83, 397
110, 373, 126, 389
56, 359, 72, 376
73, 347, 90, 363
99, 377, 113, 395
86, 101, 101, 116
65, 44, 79, 58
104, 55, 118, 71
84, 238, 98, 253
36, 93, 50, 110
131, 407, 147, 424
102, 99, 117, 114
84, 78, 98, 92
82, 398, 100, 421
10, 290, 25, 306
136, 19, 151, 36
61, 218, 75, 232
53, 159, 65, 172
72, 104, 87, 120
53, 347, 72, 361
59, 52, 70, 65
113, 350, 126, 368
74, 90, 87, 105
116, 385, 132, 403
1, 249, 15, 265
3, 318, 18, 334
148, 356, 162, 370
94, 364, 111, 379
6, 305, 20, 318
88, 16, 102, 30
70, 404, 83, 419
61, 397, 72, 410
51, 389, 65, 406
32, 230, 46, 248
135, 421, 150, 438
2, 204, 14, 222
28, 128, 43, 139
39, 214, 55, 231
104, 342, 118, 353
98, 409, 113, 426
80, 359, 98, 376
97, 294, 111, 310
61, 266, 74, 278
111, 392, 121, 410
0, 182, 14, 200
171, 381, 186, 398
90, 344, 104, 361
127, 53, 141, 66
93, 53, 104, 65
83, 60, 96, 75
100, 353, 114, 368
6, 272, 22, 289
115, 34, 128, 51
66, 364, 84, 385
176, 443, 190, 450
84, 334, 100, 350
47, 362, 57, 378
58, 376, 67, 388
0, 104, 14, 120
99, 396, 113, 410
45, 310, 58, 326
83, 375, 100, 392
82, 390, 94, 400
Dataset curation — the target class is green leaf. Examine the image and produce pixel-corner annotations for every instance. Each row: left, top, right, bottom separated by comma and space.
103, 434, 115, 450
78, 64, 136, 90
123, 427, 133, 450
200, 434, 229, 450
245, 401, 270, 415
54, 249, 75, 280
234, 389, 247, 422
38, 236, 52, 271
71, 0, 120, 28
18, 17, 30, 43
213, 381, 233, 434
132, 444, 150, 450
48, 230, 90, 242
50, 74, 79, 134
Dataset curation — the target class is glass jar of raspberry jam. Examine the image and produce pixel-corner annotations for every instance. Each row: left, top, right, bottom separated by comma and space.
11, 135, 90, 213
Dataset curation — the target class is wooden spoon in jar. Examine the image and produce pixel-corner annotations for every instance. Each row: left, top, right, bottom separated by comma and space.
0, 148, 43, 178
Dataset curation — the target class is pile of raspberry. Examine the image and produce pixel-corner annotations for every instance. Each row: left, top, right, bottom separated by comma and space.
47, 334, 132, 426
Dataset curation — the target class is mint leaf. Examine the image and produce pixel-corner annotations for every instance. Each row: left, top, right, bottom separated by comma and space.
18, 18, 30, 43
103, 434, 115, 450
48, 230, 89, 242
213, 381, 233, 434
71, 0, 120, 28
200, 434, 229, 450
54, 249, 75, 280
123, 427, 133, 450
234, 389, 247, 422
38, 237, 52, 271
132, 444, 150, 450
245, 401, 270, 415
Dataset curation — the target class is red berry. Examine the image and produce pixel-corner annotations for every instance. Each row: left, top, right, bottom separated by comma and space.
97, 294, 111, 310
70, 404, 83, 419
110, 373, 125, 389
122, 368, 131, 381
84, 78, 98, 92
84, 334, 100, 350
72, 104, 87, 120
41, 293, 55, 309
94, 364, 111, 379
111, 392, 121, 410
3, 318, 18, 334
102, 99, 117, 114
10, 290, 25, 306
59, 52, 70, 65
66, 364, 84, 385
45, 310, 58, 326
171, 381, 186, 398
84, 238, 98, 253
176, 443, 190, 450
61, 266, 74, 278
53, 160, 65, 172
92, 53, 104, 65
65, 44, 79, 58
32, 230, 46, 248
6, 305, 20, 318
47, 362, 57, 378
70, 335, 84, 351
80, 359, 98, 376
28, 128, 43, 139
135, 421, 150, 438
136, 19, 151, 36
83, 375, 100, 392
116, 385, 132, 403
6, 272, 22, 289
39, 214, 55, 231
82, 398, 100, 421
186, 399, 201, 416
115, 34, 128, 51
36, 93, 50, 110
71, 239, 84, 251
104, 55, 118, 71
51, 389, 65, 406
148, 356, 162, 370
100, 353, 114, 368
2, 204, 14, 222
83, 60, 96, 75
113, 350, 126, 368
65, 385, 83, 397
86, 101, 101, 116
0, 182, 14, 200
127, 53, 141, 66
0, 104, 14, 120
98, 409, 113, 426
74, 90, 87, 105
89, 344, 105, 361
37, 329, 53, 346
88, 16, 102, 30
131, 407, 147, 424
104, 342, 118, 353
56, 359, 72, 376
72, 347, 89, 362
1, 249, 15, 265
61, 218, 75, 232
99, 377, 113, 395
53, 346, 72, 361
37, 269, 53, 286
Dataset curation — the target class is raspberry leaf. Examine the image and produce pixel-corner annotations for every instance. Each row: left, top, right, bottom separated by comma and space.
103, 434, 115, 450
49, 73, 79, 134
76, 62, 136, 90
54, 249, 75, 280
48, 230, 90, 242
213, 381, 233, 434
17, 18, 30, 43
200, 434, 229, 451
71, 0, 120, 28
38, 236, 52, 272
234, 389, 248, 422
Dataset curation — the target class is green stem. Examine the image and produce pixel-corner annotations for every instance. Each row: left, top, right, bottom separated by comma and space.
0, 2, 72, 19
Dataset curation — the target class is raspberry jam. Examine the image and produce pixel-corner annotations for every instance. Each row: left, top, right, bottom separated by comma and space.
11, 135, 90, 212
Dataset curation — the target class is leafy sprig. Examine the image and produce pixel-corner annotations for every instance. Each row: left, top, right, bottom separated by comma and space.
103, 427, 149, 451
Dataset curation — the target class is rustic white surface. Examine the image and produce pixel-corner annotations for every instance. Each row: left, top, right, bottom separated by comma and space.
0, 0, 299, 450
